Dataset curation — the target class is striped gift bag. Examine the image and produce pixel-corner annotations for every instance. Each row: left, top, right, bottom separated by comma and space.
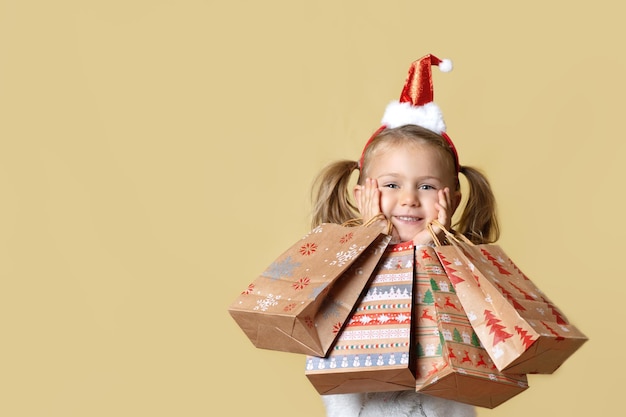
305, 242, 416, 394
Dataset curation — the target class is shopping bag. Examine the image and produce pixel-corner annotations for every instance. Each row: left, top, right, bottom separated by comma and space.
430, 222, 588, 374
305, 242, 416, 394
229, 217, 392, 356
414, 245, 528, 408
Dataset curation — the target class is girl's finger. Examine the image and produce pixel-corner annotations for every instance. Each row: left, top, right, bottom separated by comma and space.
436, 188, 451, 228
440, 187, 450, 210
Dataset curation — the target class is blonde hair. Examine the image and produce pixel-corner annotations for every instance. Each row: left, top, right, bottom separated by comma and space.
311, 125, 500, 244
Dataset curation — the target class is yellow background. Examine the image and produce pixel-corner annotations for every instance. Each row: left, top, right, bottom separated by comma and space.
0, 1, 620, 416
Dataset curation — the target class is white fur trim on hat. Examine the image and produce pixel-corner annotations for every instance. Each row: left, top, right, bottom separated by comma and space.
381, 101, 447, 134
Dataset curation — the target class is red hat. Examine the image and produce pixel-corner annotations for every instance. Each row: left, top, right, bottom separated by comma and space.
359, 54, 459, 171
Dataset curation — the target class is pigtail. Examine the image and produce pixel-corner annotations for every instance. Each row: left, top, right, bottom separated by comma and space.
456, 165, 500, 244
311, 160, 360, 228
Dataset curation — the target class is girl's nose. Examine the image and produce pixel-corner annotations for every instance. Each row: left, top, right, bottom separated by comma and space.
401, 189, 420, 206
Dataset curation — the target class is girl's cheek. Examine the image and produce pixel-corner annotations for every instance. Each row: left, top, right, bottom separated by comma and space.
379, 195, 393, 215
424, 192, 439, 204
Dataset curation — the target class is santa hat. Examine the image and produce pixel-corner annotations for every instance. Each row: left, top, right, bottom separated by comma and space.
359, 54, 459, 171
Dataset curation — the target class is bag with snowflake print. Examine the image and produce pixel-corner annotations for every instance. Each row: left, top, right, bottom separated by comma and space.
430, 221, 588, 374
414, 245, 528, 408
229, 217, 392, 356
305, 242, 418, 394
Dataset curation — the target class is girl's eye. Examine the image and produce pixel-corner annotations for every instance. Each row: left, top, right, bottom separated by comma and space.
419, 184, 437, 191
382, 183, 399, 189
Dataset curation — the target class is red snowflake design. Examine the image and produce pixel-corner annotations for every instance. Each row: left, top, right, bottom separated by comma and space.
299, 242, 318, 256
332, 322, 343, 333
292, 277, 311, 290
241, 283, 255, 295
304, 316, 315, 328
340, 232, 354, 243
283, 303, 297, 312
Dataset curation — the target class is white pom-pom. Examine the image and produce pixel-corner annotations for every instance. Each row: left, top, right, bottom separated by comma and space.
438, 59, 453, 72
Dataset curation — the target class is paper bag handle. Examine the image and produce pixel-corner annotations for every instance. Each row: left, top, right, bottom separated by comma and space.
342, 214, 393, 235
427, 220, 474, 246
426, 221, 444, 247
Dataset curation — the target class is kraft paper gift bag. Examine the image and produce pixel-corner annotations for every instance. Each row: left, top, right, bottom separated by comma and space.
229, 217, 392, 356
431, 222, 588, 374
306, 242, 417, 394
414, 245, 528, 408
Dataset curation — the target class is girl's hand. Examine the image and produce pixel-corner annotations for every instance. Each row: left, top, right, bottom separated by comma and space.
355, 178, 383, 223
413, 187, 453, 245
355, 178, 396, 238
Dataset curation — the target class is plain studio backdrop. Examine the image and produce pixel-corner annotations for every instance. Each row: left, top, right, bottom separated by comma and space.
0, 1, 620, 416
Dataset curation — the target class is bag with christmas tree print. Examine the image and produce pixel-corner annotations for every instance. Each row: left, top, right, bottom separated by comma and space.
414, 245, 528, 408
305, 242, 417, 394
229, 217, 392, 356
430, 221, 588, 374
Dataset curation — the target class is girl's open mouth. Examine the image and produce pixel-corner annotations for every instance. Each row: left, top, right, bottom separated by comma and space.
395, 216, 422, 222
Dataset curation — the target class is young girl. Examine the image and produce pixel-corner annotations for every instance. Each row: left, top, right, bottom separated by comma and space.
310, 55, 499, 417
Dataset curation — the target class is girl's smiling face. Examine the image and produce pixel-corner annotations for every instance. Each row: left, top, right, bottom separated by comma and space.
363, 142, 459, 242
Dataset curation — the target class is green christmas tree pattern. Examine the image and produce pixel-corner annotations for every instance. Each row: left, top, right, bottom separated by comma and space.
453, 328, 463, 343
422, 289, 434, 305
471, 331, 481, 347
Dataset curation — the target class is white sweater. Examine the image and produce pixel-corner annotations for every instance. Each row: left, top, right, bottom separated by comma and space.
322, 391, 476, 417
